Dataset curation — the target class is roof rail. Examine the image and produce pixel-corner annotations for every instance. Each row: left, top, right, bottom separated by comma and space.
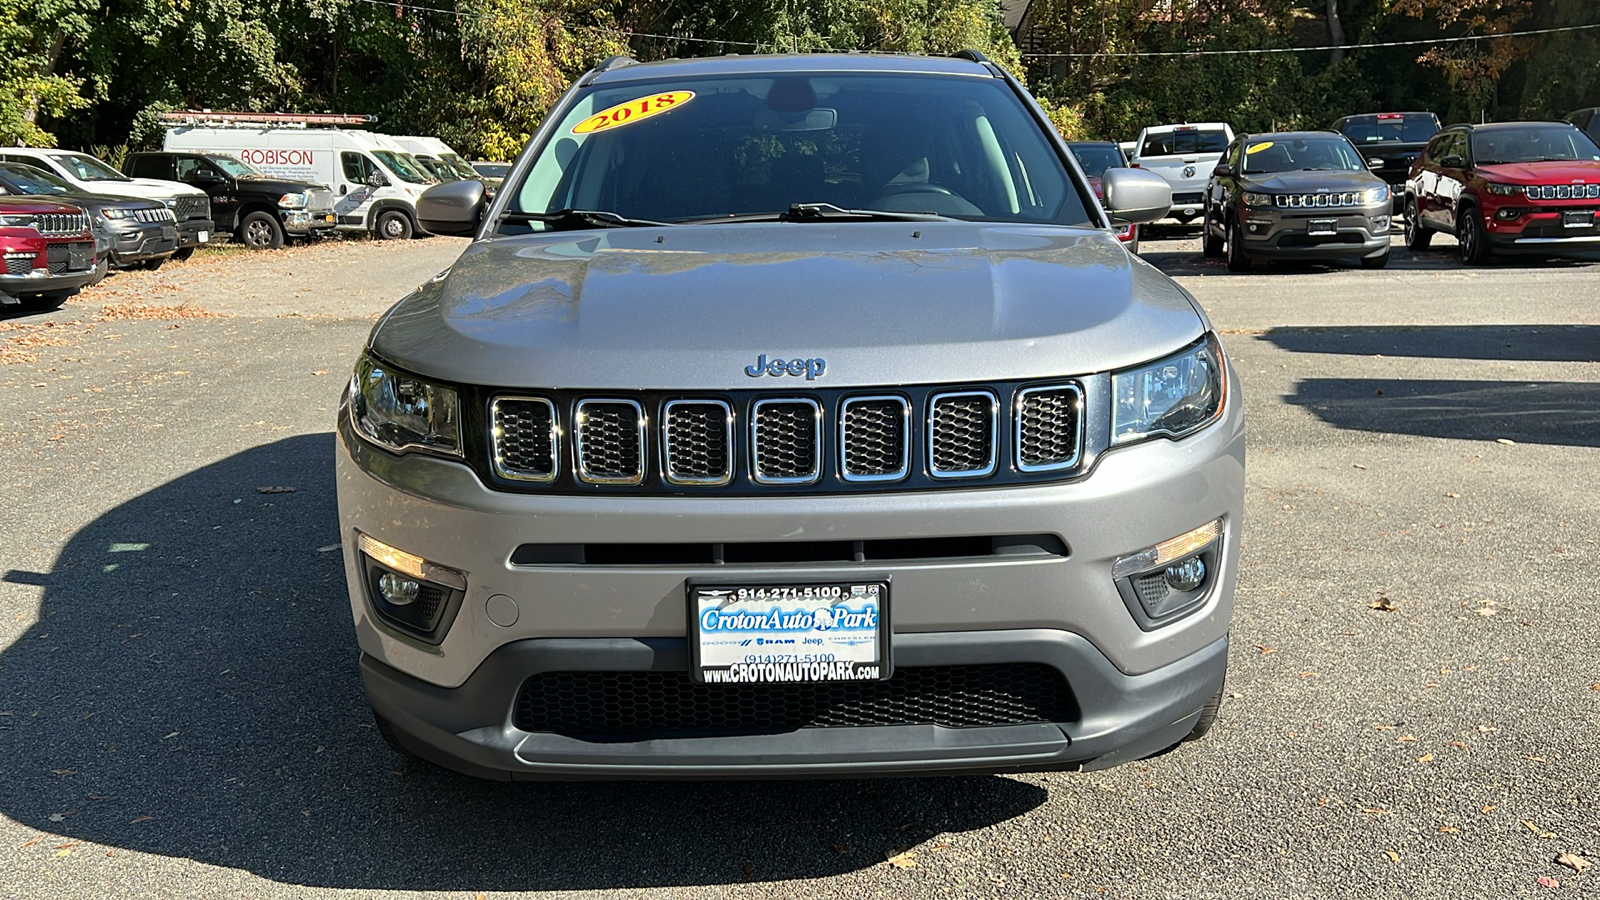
593, 55, 639, 73
159, 110, 376, 128
951, 49, 992, 64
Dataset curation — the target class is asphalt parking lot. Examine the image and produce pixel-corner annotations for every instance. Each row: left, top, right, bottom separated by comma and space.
0, 228, 1595, 899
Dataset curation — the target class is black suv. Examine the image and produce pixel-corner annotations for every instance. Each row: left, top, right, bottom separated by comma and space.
1202, 131, 1393, 271
124, 152, 337, 249
1331, 112, 1441, 212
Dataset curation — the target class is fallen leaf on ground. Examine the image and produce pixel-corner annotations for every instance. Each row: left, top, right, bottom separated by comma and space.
1495, 438, 1515, 445
19, 837, 41, 849
1537, 876, 1560, 888
128, 815, 153, 824
1255, 645, 1277, 654
1396, 734, 1417, 742
1438, 826, 1461, 834
1483, 805, 1496, 814
1368, 596, 1399, 611
1524, 820, 1556, 838
1416, 754, 1433, 763
1383, 850, 1400, 863
1557, 853, 1590, 874
885, 849, 918, 869
256, 486, 295, 494
1445, 492, 1461, 498
832, 843, 852, 855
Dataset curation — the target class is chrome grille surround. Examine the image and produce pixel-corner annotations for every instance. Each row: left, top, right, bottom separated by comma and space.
751, 398, 821, 485
1525, 183, 1600, 200
131, 207, 176, 224
26, 214, 88, 236
1275, 192, 1359, 209
307, 188, 336, 212
574, 398, 646, 485
1015, 384, 1084, 473
662, 399, 733, 486
490, 396, 559, 483
928, 390, 998, 479
839, 395, 910, 483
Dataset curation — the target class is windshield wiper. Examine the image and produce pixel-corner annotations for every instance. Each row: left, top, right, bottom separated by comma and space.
502, 209, 672, 230
682, 203, 955, 225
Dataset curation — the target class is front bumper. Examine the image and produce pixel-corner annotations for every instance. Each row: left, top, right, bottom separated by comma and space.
363, 630, 1230, 780
1240, 208, 1391, 260
282, 208, 338, 236
107, 220, 178, 267
1484, 206, 1600, 256
176, 219, 215, 249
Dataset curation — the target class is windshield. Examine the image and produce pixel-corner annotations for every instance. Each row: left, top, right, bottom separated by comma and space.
414, 156, 451, 180
440, 153, 477, 179
475, 162, 511, 179
1068, 144, 1124, 178
1338, 114, 1439, 145
372, 151, 433, 184
1242, 136, 1364, 174
0, 162, 75, 195
507, 72, 1089, 228
1472, 125, 1600, 164
48, 152, 131, 182
205, 154, 262, 178
1140, 129, 1229, 157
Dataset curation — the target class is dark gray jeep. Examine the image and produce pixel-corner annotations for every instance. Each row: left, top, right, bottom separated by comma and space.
337, 51, 1244, 780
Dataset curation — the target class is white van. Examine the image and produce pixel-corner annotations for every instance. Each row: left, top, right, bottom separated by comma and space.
392, 136, 477, 181
164, 126, 437, 238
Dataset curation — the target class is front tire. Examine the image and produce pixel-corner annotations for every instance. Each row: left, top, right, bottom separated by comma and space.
1458, 208, 1493, 266
239, 212, 285, 250
1201, 208, 1225, 257
1403, 199, 1432, 250
375, 210, 414, 240
173, 247, 196, 261
1184, 681, 1225, 742
1225, 219, 1251, 272
23, 290, 73, 312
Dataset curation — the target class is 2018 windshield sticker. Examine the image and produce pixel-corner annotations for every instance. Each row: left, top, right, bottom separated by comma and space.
1246, 142, 1275, 154
572, 92, 695, 135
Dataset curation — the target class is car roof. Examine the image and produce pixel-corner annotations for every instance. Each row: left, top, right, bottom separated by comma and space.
1066, 141, 1118, 147
1449, 120, 1577, 132
587, 52, 996, 85
1242, 130, 1343, 142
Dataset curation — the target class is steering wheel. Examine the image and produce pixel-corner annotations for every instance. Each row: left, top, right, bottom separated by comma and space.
878, 183, 956, 196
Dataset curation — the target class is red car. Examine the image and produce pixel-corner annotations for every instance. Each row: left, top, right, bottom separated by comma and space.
1067, 141, 1141, 253
1404, 120, 1600, 264
0, 195, 97, 310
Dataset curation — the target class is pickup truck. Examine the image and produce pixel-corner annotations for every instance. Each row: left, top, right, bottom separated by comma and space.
1331, 112, 1440, 213
124, 151, 337, 250
1131, 123, 1234, 223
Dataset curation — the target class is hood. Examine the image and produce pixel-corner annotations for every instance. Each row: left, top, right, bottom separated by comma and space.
52, 191, 164, 214
1477, 159, 1600, 183
371, 222, 1205, 391
1243, 169, 1386, 192
0, 196, 83, 215
82, 178, 206, 201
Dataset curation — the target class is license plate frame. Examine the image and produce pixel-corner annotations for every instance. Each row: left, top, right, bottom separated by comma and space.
1563, 210, 1595, 229
197, 231, 209, 243
1308, 218, 1339, 236
687, 578, 891, 684
68, 245, 91, 271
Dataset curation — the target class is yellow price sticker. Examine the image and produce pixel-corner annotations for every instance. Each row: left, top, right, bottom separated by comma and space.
1246, 141, 1274, 154
572, 91, 695, 135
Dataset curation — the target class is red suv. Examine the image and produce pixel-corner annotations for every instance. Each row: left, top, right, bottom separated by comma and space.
1404, 121, 1600, 265
0, 196, 97, 310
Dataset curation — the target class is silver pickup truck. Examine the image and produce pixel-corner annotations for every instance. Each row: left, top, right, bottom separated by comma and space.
1132, 123, 1235, 223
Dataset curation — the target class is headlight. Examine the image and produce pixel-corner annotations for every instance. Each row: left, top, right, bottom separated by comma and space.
162, 198, 178, 208
348, 354, 461, 457
1484, 183, 1521, 196
1242, 191, 1275, 208
100, 207, 132, 220
1113, 335, 1227, 446
1361, 185, 1391, 205
278, 192, 309, 209
0, 214, 37, 227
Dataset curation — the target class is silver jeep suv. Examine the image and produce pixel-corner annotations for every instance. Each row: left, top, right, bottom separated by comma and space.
336, 51, 1244, 780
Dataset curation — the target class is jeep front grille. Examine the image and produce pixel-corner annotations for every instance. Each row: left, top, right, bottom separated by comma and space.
1275, 192, 1360, 209
1016, 385, 1083, 472
491, 396, 558, 482
929, 391, 997, 478
1526, 184, 1600, 200
483, 378, 1091, 495
663, 400, 732, 485
131, 207, 175, 224
574, 399, 645, 485
840, 396, 909, 481
752, 399, 821, 484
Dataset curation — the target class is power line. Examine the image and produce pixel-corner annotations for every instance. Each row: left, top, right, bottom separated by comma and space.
351, 0, 769, 48
1021, 20, 1600, 58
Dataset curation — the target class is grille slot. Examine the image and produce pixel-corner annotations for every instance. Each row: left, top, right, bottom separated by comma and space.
514, 664, 1078, 736
840, 395, 909, 482
1016, 384, 1083, 472
4, 256, 31, 276
574, 399, 645, 485
491, 396, 559, 482
173, 196, 210, 221
751, 398, 821, 484
929, 391, 997, 478
662, 400, 732, 485
32, 214, 86, 236
1275, 192, 1360, 209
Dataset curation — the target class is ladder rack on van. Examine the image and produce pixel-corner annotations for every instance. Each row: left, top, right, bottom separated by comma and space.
160, 111, 378, 128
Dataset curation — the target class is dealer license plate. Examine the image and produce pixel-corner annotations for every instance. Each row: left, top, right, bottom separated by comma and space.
197, 231, 209, 243
1308, 218, 1338, 236
689, 580, 889, 683
1564, 210, 1596, 229
68, 245, 91, 271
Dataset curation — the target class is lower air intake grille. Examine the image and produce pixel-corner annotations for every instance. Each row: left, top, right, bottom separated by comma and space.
930, 391, 996, 477
514, 664, 1076, 736
840, 396, 908, 480
1133, 571, 1170, 607
575, 399, 644, 484
4, 257, 31, 276
1016, 385, 1082, 471
752, 399, 819, 483
492, 397, 558, 482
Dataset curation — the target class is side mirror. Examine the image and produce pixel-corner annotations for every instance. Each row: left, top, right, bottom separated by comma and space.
366, 171, 390, 188
1439, 154, 1465, 169
1212, 163, 1233, 177
193, 170, 224, 184
1366, 158, 1384, 170
1100, 167, 1172, 225
416, 179, 486, 238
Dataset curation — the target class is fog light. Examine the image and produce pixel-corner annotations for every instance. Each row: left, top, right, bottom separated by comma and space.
1164, 556, 1206, 592
378, 572, 421, 606
1495, 208, 1523, 221
1371, 215, 1390, 231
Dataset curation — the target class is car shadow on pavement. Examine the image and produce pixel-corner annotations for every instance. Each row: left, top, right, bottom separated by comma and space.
1141, 245, 1597, 277
1288, 379, 1600, 447
0, 434, 1046, 890
1260, 324, 1600, 363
